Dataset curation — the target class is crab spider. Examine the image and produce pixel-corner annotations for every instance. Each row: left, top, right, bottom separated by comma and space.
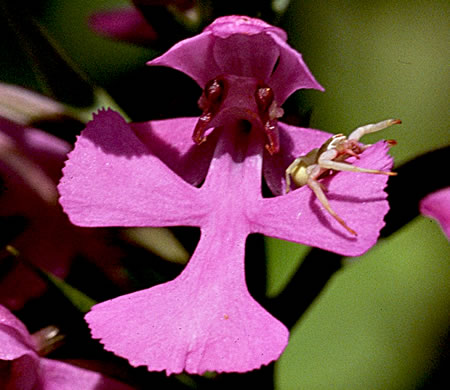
285, 119, 401, 235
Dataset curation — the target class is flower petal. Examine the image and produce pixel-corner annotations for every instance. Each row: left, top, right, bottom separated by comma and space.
0, 305, 133, 390
85, 229, 288, 375
147, 15, 284, 87
0, 306, 35, 355
89, 7, 157, 44
0, 129, 59, 204
0, 114, 70, 207
58, 109, 204, 227
39, 358, 133, 390
0, 354, 40, 390
148, 30, 222, 88
0, 117, 70, 175
203, 15, 287, 40
267, 33, 324, 103
0, 82, 69, 126
252, 142, 393, 256
420, 187, 450, 239
211, 33, 280, 82
148, 15, 322, 101
0, 306, 41, 390
0, 118, 76, 310
131, 117, 217, 186
263, 122, 332, 195
15, 126, 70, 182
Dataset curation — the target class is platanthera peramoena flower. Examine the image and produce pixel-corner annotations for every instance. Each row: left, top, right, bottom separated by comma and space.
59, 16, 397, 375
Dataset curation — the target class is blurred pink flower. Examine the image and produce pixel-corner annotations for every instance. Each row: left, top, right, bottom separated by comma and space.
0, 114, 74, 309
89, 1, 195, 45
420, 187, 450, 238
0, 85, 127, 310
59, 16, 395, 374
0, 305, 133, 390
89, 7, 157, 45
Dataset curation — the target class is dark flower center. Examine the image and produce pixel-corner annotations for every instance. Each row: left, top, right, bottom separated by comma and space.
193, 75, 284, 154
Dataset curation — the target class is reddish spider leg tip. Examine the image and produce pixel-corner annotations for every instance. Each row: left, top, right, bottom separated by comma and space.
347, 227, 358, 236
331, 213, 358, 236
331, 211, 358, 235
386, 139, 397, 147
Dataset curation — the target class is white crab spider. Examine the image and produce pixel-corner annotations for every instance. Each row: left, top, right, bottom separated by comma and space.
285, 119, 401, 235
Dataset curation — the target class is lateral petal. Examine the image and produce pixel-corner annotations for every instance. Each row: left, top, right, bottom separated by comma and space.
131, 117, 217, 186
58, 109, 203, 227
253, 142, 393, 256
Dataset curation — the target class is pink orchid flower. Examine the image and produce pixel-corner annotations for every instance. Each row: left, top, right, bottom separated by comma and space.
58, 16, 395, 374
420, 187, 450, 239
0, 305, 133, 390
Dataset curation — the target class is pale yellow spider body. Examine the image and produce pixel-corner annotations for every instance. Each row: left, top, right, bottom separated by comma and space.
285, 119, 401, 235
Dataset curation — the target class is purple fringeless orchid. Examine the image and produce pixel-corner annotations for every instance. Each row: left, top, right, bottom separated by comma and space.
0, 305, 133, 390
58, 16, 396, 374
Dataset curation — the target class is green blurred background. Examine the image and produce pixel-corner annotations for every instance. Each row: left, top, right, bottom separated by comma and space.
271, 2, 449, 389
2, 0, 449, 389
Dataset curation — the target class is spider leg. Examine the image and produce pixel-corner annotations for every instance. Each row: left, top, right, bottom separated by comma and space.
307, 177, 357, 236
348, 119, 401, 141
285, 171, 292, 194
318, 160, 397, 176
